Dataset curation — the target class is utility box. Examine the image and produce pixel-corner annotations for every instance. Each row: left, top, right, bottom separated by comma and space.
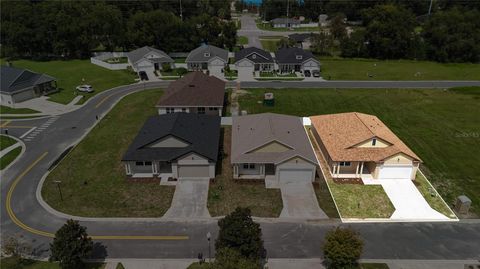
263, 93, 274, 106
455, 195, 471, 214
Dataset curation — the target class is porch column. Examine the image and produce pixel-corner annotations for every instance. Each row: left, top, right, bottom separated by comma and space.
336, 163, 340, 176
125, 163, 131, 175
355, 163, 360, 176
360, 162, 364, 176
332, 164, 337, 178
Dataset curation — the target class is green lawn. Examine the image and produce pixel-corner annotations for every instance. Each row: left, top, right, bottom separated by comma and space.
260, 39, 280, 52
239, 87, 480, 216
174, 57, 186, 63
42, 89, 176, 217
1, 59, 136, 104
237, 36, 249, 45
319, 57, 480, 80
0, 134, 17, 150
0, 257, 104, 269
0, 146, 22, 170
0, 105, 40, 114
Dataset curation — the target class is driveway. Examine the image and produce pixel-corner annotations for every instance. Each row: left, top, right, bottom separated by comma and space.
163, 178, 210, 219
279, 181, 328, 219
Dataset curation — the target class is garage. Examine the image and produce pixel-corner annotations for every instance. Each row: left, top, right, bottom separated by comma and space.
278, 168, 314, 184
178, 165, 210, 178
378, 165, 413, 180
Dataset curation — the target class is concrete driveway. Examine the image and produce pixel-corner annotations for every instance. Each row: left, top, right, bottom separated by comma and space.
279, 181, 328, 219
163, 178, 210, 219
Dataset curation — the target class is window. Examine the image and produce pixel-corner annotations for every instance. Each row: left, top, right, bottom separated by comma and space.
209, 107, 214, 111
243, 163, 256, 169
243, 164, 249, 169
135, 161, 143, 166
182, 108, 187, 112
372, 138, 377, 146
249, 164, 255, 169
145, 161, 152, 166
204, 52, 210, 57
135, 161, 152, 166
339, 162, 351, 166
198, 107, 206, 114
166, 108, 174, 114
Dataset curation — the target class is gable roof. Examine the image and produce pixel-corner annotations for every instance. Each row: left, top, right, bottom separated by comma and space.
289, 33, 312, 42
1, 65, 55, 94
156, 72, 225, 107
271, 18, 300, 25
122, 113, 221, 162
186, 45, 228, 63
310, 112, 421, 162
127, 46, 173, 65
234, 47, 274, 64
231, 113, 317, 165
275, 47, 317, 64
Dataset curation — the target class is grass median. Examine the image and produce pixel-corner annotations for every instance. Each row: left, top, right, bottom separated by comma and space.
42, 89, 175, 217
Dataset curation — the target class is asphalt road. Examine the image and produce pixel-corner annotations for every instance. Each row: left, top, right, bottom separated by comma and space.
1, 81, 480, 260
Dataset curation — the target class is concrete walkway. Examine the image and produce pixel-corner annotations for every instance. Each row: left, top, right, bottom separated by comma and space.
279, 181, 328, 219
2, 95, 83, 116
163, 178, 211, 219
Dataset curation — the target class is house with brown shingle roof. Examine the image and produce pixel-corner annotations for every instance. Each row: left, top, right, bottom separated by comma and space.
231, 113, 318, 183
310, 112, 422, 180
156, 72, 226, 116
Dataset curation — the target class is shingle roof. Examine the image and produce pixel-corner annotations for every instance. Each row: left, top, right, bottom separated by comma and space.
271, 18, 300, 25
122, 113, 221, 162
310, 112, 421, 162
1, 65, 55, 94
186, 45, 228, 63
156, 72, 225, 107
234, 47, 274, 64
127, 46, 173, 64
231, 113, 317, 165
275, 47, 317, 64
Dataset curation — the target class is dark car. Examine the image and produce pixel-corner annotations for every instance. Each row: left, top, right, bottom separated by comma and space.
139, 71, 149, 81
304, 70, 311, 77
312, 70, 320, 77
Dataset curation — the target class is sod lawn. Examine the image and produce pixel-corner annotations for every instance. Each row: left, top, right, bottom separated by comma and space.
208, 127, 283, 217
0, 146, 22, 170
0, 257, 104, 269
239, 87, 480, 216
319, 57, 480, 80
42, 89, 176, 217
0, 105, 40, 114
0, 59, 136, 104
0, 135, 17, 150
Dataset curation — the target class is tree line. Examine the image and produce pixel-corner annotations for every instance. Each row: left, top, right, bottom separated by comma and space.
1, 0, 236, 59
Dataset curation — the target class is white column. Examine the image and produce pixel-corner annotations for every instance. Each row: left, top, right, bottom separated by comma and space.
355, 163, 359, 176
332, 164, 336, 178
360, 162, 364, 176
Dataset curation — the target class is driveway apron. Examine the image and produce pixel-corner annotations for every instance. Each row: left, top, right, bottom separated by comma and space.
279, 181, 328, 219
164, 178, 210, 219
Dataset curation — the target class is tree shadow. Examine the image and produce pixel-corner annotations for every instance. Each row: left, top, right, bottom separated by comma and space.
90, 242, 108, 260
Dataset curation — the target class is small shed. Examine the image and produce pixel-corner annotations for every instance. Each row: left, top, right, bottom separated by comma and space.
263, 92, 274, 106
455, 195, 471, 214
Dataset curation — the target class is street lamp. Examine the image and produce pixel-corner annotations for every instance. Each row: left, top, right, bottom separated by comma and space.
206, 231, 211, 262
53, 180, 63, 201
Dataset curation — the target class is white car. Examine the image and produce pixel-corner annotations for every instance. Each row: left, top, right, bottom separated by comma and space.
76, 85, 94, 93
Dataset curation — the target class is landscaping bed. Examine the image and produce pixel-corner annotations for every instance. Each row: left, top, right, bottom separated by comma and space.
207, 127, 283, 217
239, 87, 480, 216
256, 71, 303, 81
42, 89, 175, 217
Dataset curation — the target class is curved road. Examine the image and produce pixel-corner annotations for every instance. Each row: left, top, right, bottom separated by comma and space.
1, 82, 480, 260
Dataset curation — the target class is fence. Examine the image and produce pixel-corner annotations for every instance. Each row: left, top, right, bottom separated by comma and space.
90, 52, 129, 70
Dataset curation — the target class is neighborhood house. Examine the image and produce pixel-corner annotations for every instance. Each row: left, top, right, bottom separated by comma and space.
122, 113, 220, 179
231, 113, 318, 184
0, 65, 57, 105
275, 47, 320, 73
126, 46, 174, 74
288, 33, 313, 50
235, 47, 275, 77
271, 18, 300, 28
156, 72, 226, 116
310, 112, 422, 180
186, 45, 228, 77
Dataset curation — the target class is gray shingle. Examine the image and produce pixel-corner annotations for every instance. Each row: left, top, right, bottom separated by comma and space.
186, 45, 228, 63
234, 47, 274, 64
1, 65, 55, 94
127, 46, 173, 64
275, 47, 316, 64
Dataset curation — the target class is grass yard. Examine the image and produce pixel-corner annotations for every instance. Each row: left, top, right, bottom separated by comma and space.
0, 105, 40, 114
0, 59, 136, 104
415, 172, 457, 218
174, 57, 186, 63
0, 257, 104, 269
42, 89, 176, 217
0, 135, 17, 150
0, 146, 22, 170
208, 127, 283, 217
239, 87, 480, 216
260, 39, 280, 52
237, 36, 249, 45
319, 57, 480, 80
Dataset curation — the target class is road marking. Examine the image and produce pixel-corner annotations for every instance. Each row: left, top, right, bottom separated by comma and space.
5, 151, 189, 241
0, 120, 12, 127
95, 94, 114, 108
2, 125, 35, 129
20, 127, 37, 139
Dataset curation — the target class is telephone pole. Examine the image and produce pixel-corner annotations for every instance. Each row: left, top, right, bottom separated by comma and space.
179, 0, 183, 21
287, 0, 290, 18
428, 0, 433, 15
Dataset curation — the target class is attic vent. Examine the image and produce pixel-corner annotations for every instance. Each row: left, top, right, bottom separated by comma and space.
296, 55, 303, 60
204, 52, 210, 57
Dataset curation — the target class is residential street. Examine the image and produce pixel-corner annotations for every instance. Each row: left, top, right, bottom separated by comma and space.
1, 82, 480, 260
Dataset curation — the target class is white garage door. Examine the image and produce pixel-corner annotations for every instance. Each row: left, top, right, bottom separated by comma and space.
178, 165, 210, 178
378, 165, 413, 180
237, 66, 253, 80
209, 66, 224, 79
278, 168, 313, 183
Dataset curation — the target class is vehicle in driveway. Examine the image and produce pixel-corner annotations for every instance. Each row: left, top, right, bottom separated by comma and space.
139, 71, 149, 81
312, 70, 320, 77
76, 85, 94, 93
304, 70, 311, 77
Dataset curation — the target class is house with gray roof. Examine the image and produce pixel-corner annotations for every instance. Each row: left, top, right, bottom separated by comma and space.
275, 47, 320, 73
126, 46, 174, 74
0, 65, 57, 105
271, 18, 300, 28
288, 33, 313, 49
122, 113, 220, 179
235, 47, 274, 78
185, 45, 228, 77
231, 113, 318, 184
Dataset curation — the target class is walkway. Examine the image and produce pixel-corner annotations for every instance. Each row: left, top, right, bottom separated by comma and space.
163, 178, 211, 219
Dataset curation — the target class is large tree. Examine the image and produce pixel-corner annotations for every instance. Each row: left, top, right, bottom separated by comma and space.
323, 227, 364, 269
50, 219, 93, 269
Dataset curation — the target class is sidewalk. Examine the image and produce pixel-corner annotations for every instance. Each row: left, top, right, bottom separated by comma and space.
2, 95, 83, 116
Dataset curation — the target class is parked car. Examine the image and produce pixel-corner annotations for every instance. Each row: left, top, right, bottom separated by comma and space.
304, 70, 311, 77
312, 70, 320, 77
139, 71, 149, 81
76, 85, 94, 93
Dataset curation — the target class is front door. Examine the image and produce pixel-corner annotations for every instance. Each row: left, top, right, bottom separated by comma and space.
154, 63, 160, 70
158, 161, 172, 173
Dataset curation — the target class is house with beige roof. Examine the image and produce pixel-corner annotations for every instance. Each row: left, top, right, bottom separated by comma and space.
231, 113, 318, 184
310, 112, 422, 180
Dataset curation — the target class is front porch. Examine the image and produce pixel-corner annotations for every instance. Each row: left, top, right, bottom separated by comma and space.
125, 161, 173, 178
233, 163, 275, 179
330, 161, 375, 181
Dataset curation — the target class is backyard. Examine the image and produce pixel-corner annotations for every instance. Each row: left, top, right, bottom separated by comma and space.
208, 127, 283, 217
238, 87, 480, 216
42, 89, 176, 217
0, 59, 136, 104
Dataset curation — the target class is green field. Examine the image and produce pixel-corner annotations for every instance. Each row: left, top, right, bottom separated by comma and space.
319, 57, 480, 80
239, 87, 480, 216
0, 105, 40, 114
42, 89, 176, 217
1, 59, 136, 104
